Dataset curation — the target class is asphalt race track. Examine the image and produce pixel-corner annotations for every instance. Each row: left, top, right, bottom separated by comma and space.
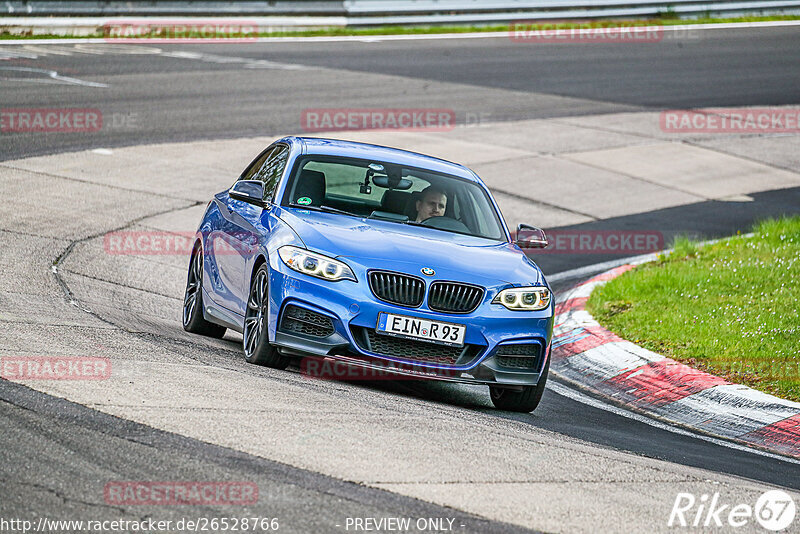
3, 26, 800, 160
1, 25, 800, 533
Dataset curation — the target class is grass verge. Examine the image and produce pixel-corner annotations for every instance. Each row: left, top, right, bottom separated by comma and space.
587, 217, 800, 402
1, 14, 799, 40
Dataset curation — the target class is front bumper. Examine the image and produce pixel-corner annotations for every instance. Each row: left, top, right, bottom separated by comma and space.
267, 257, 553, 386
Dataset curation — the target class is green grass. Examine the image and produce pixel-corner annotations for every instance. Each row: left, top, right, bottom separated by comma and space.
1, 14, 799, 40
587, 217, 800, 402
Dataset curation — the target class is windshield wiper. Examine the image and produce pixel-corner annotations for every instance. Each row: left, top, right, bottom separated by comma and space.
404, 219, 489, 239
320, 205, 355, 216
288, 203, 356, 217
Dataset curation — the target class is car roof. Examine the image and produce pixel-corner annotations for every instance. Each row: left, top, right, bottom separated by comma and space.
277, 136, 480, 183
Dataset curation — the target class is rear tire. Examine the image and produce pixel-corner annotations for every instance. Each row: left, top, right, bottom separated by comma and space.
183, 245, 227, 339
489, 358, 549, 413
243, 264, 289, 369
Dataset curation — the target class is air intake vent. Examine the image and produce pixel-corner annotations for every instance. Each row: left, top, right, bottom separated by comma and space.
495, 343, 542, 370
368, 270, 425, 308
280, 305, 334, 338
428, 281, 484, 313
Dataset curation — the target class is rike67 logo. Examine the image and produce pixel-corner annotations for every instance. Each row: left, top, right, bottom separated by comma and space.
669, 490, 796, 530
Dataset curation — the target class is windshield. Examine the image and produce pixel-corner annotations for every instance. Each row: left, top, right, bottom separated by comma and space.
281, 155, 507, 241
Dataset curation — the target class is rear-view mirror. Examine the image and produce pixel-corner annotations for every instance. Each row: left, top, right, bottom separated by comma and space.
372, 175, 413, 190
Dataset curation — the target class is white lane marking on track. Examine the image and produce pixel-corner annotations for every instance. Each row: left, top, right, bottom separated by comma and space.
547, 234, 755, 283
20, 45, 78, 56
250, 19, 800, 42
1, 44, 163, 59
0, 66, 108, 87
548, 253, 659, 283
160, 50, 310, 70
3, 19, 799, 46
72, 43, 163, 55
1, 44, 305, 72
251, 19, 800, 42
547, 380, 800, 465
0, 48, 39, 60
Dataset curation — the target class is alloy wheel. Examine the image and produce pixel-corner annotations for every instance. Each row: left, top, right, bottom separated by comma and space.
244, 269, 268, 358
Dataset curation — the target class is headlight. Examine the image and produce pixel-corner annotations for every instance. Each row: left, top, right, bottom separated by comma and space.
492, 286, 551, 311
278, 246, 356, 282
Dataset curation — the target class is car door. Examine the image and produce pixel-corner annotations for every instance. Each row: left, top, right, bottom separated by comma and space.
216, 144, 289, 316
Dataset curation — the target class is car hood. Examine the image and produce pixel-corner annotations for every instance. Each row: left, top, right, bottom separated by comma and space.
277, 207, 544, 287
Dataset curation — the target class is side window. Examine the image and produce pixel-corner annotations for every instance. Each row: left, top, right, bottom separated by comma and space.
240, 145, 289, 201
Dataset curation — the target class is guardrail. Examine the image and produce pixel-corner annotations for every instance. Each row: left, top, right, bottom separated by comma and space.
2, 0, 799, 28
2, 2, 346, 16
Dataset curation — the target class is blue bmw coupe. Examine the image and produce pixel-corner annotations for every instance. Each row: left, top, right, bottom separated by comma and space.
183, 137, 554, 412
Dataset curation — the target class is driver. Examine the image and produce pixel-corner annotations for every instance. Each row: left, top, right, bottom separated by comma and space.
415, 186, 448, 222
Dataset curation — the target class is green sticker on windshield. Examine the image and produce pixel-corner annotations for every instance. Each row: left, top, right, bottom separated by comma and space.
297, 197, 312, 205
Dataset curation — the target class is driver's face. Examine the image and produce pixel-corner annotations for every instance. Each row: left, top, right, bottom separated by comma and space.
416, 192, 447, 222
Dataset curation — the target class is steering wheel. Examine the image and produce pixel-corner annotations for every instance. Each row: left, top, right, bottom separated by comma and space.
419, 216, 471, 233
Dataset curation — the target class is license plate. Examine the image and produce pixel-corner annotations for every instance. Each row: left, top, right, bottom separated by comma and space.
376, 313, 466, 347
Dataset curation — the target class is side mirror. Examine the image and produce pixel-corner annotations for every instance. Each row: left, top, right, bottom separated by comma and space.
515, 224, 548, 249
229, 180, 267, 207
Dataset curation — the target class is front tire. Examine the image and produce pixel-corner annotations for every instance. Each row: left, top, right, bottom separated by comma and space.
243, 264, 289, 369
183, 245, 227, 339
489, 358, 549, 413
